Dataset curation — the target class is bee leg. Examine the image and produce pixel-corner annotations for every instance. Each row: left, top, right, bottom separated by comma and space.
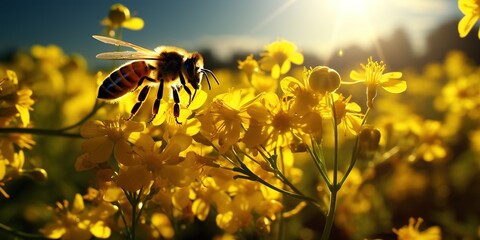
133, 76, 156, 92
127, 85, 150, 120
148, 79, 164, 123
172, 85, 182, 124
179, 72, 193, 106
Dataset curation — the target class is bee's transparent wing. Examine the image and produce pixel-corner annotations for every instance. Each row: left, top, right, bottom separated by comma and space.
92, 35, 159, 57
96, 51, 160, 60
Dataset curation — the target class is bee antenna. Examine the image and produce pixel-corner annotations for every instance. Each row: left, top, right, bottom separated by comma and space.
202, 71, 212, 90
202, 69, 219, 85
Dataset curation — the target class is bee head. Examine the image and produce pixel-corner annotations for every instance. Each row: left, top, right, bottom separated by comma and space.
182, 53, 204, 89
183, 52, 218, 91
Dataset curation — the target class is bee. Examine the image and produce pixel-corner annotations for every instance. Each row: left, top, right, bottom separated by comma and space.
93, 35, 218, 124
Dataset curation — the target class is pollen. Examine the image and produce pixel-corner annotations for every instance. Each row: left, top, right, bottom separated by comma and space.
364, 58, 386, 85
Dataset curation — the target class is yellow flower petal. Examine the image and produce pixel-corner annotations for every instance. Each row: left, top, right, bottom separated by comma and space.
72, 193, 85, 212
81, 136, 114, 163
458, 14, 479, 38
103, 186, 124, 202
290, 52, 304, 65
121, 17, 145, 30
15, 105, 30, 127
280, 60, 291, 75
75, 153, 97, 171
151, 213, 174, 238
160, 165, 193, 187
189, 89, 208, 109
124, 120, 145, 134
381, 71, 403, 80
381, 80, 407, 93
80, 120, 105, 138
40, 223, 66, 239
90, 221, 111, 239
348, 70, 366, 82
458, 0, 470, 15
271, 64, 281, 79
113, 140, 137, 165
280, 76, 303, 95
192, 199, 211, 221
117, 165, 151, 191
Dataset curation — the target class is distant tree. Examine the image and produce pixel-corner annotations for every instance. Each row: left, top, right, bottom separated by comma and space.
423, 20, 479, 65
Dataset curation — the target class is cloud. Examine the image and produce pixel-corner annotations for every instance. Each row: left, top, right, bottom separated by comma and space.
180, 35, 271, 61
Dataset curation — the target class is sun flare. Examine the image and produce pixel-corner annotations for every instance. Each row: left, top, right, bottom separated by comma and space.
336, 0, 372, 15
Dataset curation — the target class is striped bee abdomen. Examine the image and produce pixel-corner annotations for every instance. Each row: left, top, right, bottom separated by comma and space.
97, 61, 151, 100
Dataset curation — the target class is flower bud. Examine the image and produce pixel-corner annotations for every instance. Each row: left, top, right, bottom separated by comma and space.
19, 168, 48, 182
307, 66, 341, 94
256, 216, 272, 235
358, 125, 381, 151
108, 4, 130, 25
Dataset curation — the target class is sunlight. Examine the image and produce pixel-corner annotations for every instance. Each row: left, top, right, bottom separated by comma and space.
326, 0, 385, 62
336, 0, 371, 15
249, 0, 297, 34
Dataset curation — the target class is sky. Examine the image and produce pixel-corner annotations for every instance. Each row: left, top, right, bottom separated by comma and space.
0, 0, 462, 69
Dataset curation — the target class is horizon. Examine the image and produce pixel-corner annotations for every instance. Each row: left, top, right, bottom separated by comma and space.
0, 0, 464, 69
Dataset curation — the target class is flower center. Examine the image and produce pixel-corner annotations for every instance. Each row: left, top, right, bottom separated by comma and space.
272, 111, 291, 133
273, 51, 288, 65
365, 59, 385, 84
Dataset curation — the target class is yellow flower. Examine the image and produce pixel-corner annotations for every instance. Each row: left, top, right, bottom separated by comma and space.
119, 133, 195, 191
244, 92, 300, 149
458, 0, 480, 38
250, 72, 278, 93
280, 76, 321, 116
151, 89, 207, 131
149, 213, 174, 239
393, 217, 442, 240
216, 194, 254, 233
78, 118, 144, 165
436, 75, 480, 118
101, 4, 144, 37
346, 57, 406, 108
192, 174, 232, 221
332, 94, 363, 135
409, 118, 447, 162
0, 133, 35, 164
40, 193, 117, 240
238, 54, 260, 81
470, 129, 480, 154
31, 44, 67, 70
259, 40, 304, 79
0, 69, 35, 126
198, 88, 257, 153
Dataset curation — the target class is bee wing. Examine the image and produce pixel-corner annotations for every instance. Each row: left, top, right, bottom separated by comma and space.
96, 51, 160, 60
92, 35, 157, 55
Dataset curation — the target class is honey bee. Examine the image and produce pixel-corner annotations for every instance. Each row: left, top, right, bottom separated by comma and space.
93, 35, 218, 124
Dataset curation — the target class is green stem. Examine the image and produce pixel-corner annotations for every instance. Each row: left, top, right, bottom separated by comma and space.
232, 147, 316, 207
0, 128, 81, 138
117, 203, 131, 238
0, 101, 104, 139
320, 93, 339, 240
131, 198, 137, 240
338, 107, 371, 188
234, 174, 321, 208
307, 143, 332, 191
0, 222, 46, 239
320, 189, 337, 240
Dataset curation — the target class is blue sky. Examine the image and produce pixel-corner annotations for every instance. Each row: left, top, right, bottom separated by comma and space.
0, 0, 461, 68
